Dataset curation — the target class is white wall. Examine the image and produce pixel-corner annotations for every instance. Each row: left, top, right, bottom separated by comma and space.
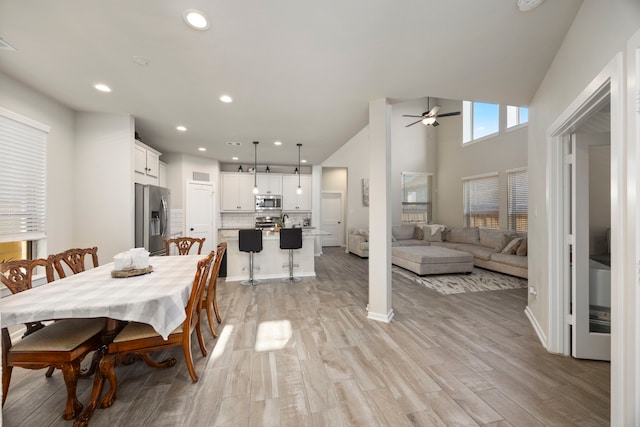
74, 112, 134, 261
527, 0, 640, 344
436, 98, 527, 228
0, 72, 76, 254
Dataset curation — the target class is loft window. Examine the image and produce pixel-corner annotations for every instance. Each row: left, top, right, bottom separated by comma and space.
507, 105, 529, 129
462, 101, 499, 144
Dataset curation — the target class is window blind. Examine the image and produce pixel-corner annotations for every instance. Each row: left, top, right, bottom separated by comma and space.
401, 173, 432, 222
463, 174, 499, 229
508, 169, 528, 231
0, 110, 48, 243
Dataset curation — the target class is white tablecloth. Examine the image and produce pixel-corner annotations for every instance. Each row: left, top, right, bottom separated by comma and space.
0, 255, 203, 340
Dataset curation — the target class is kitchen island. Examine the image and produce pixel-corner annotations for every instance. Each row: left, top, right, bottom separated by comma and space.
219, 229, 326, 282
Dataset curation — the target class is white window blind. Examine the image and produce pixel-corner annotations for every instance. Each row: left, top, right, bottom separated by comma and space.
463, 174, 499, 229
0, 109, 48, 243
508, 169, 528, 231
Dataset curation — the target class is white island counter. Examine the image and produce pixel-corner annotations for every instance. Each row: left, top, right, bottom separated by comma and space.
219, 229, 327, 282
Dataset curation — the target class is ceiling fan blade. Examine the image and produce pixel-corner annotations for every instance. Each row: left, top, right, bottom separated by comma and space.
437, 111, 461, 118
428, 105, 441, 117
405, 119, 423, 127
402, 115, 424, 118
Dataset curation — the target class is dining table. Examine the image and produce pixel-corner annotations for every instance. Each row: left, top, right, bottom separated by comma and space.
0, 254, 205, 425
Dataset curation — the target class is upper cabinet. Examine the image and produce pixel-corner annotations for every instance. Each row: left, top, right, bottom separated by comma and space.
256, 173, 283, 195
282, 174, 312, 211
221, 172, 256, 211
134, 141, 161, 185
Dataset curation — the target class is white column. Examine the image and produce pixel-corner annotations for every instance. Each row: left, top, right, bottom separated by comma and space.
367, 98, 394, 323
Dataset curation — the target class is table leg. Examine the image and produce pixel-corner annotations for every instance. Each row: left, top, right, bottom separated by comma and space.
73, 345, 107, 427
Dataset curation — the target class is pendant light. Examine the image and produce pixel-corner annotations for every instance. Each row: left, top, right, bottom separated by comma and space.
252, 141, 259, 194
296, 143, 303, 195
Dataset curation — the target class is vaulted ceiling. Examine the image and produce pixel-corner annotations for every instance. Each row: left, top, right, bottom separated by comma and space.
0, 0, 582, 165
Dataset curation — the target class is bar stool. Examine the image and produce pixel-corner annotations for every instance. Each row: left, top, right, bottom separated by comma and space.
280, 227, 302, 283
239, 229, 262, 286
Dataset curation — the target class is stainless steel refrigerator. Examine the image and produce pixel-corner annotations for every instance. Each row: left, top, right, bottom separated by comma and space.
135, 184, 170, 256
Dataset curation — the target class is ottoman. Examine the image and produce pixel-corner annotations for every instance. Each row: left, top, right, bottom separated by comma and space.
392, 246, 474, 276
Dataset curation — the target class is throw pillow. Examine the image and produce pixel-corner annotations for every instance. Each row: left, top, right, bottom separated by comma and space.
516, 237, 528, 256
415, 225, 425, 240
501, 237, 523, 255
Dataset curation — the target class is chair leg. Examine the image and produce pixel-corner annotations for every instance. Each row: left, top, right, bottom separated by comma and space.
60, 360, 84, 420
2, 365, 12, 406
98, 354, 117, 409
45, 366, 55, 377
213, 286, 222, 324
196, 313, 208, 357
183, 337, 198, 383
205, 300, 218, 338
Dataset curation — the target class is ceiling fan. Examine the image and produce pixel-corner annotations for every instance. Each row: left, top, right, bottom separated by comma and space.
403, 97, 461, 127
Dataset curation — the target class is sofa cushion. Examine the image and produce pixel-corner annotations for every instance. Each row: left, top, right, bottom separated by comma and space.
352, 228, 369, 240
422, 224, 445, 242
453, 244, 496, 261
479, 229, 516, 252
396, 239, 428, 247
491, 252, 528, 269
501, 237, 523, 254
392, 224, 417, 240
446, 227, 480, 245
516, 237, 528, 256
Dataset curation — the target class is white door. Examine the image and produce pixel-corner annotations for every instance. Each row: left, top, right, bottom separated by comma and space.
570, 133, 611, 360
321, 192, 343, 247
186, 181, 215, 254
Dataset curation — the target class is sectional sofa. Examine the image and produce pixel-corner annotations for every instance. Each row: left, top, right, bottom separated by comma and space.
348, 223, 528, 279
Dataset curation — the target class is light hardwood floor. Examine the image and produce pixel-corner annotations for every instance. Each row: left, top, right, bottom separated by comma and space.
2, 247, 610, 426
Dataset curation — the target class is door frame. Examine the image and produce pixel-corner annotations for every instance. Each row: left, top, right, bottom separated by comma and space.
546, 51, 624, 415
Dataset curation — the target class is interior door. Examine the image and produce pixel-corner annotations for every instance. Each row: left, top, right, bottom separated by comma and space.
321, 192, 343, 247
186, 181, 214, 254
571, 133, 611, 360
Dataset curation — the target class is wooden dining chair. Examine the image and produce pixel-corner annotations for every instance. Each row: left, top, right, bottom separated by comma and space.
201, 242, 227, 337
0, 258, 51, 337
2, 319, 105, 419
97, 250, 215, 409
164, 237, 205, 255
50, 247, 99, 279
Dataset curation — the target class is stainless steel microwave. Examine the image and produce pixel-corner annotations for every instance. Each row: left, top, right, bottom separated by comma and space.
255, 194, 282, 211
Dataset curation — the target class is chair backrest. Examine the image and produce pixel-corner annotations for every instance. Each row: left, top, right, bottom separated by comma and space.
203, 243, 227, 300
184, 251, 215, 333
164, 237, 205, 255
51, 247, 99, 279
238, 229, 262, 253
0, 258, 51, 294
279, 228, 303, 250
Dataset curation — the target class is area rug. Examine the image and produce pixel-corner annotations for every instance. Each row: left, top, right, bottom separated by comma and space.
392, 266, 528, 295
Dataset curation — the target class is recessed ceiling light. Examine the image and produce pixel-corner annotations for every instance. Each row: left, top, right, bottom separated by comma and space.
517, 0, 544, 11
198, 147, 206, 152
183, 9, 210, 30
176, 125, 187, 132
274, 141, 282, 146
94, 83, 112, 93
301, 159, 307, 163
219, 95, 233, 103
232, 156, 239, 160
132, 56, 149, 66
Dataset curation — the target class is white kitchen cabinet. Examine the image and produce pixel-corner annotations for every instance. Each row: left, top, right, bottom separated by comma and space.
134, 141, 161, 185
158, 161, 167, 188
282, 174, 312, 211
256, 173, 283, 195
221, 172, 256, 211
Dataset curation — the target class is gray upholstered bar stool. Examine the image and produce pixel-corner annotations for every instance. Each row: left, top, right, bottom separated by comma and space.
239, 229, 262, 286
280, 227, 303, 283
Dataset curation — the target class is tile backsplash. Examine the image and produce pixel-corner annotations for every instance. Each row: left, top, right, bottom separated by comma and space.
219, 212, 312, 229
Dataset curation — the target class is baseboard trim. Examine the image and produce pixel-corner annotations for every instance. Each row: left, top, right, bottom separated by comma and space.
367, 309, 395, 323
524, 306, 548, 350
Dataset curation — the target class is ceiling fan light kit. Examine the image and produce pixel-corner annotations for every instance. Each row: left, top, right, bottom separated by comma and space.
403, 97, 460, 128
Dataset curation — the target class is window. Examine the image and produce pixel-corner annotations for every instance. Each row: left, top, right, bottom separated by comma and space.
0, 107, 49, 262
507, 105, 529, 128
507, 169, 528, 231
401, 172, 432, 223
463, 174, 499, 229
463, 101, 499, 144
